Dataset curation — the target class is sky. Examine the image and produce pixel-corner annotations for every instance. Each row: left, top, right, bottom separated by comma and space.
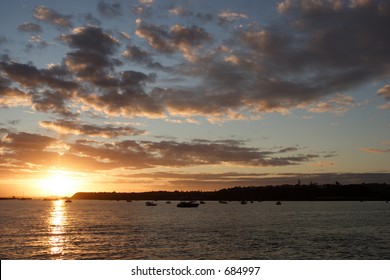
0, 0, 390, 197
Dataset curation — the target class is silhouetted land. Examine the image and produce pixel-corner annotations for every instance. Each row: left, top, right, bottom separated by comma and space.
72, 183, 390, 201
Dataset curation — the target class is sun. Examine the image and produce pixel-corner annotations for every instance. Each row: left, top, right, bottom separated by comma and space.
39, 169, 81, 197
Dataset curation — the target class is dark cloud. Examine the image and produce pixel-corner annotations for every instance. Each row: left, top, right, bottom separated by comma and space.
56, 25, 162, 117
135, 20, 173, 53
78, 84, 164, 118
0, 132, 111, 171
135, 20, 212, 61
1, 132, 58, 151
0, 61, 77, 115
33, 5, 73, 28
2, 1, 390, 121
97, 1, 122, 18
123, 45, 152, 63
60, 26, 119, 55
122, 45, 165, 69
148, 0, 390, 117
231, 0, 390, 109
0, 61, 76, 90
32, 89, 76, 117
18, 22, 42, 33
60, 26, 122, 87
40, 119, 147, 138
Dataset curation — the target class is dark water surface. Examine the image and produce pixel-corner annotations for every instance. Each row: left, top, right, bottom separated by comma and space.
1, 200, 389, 259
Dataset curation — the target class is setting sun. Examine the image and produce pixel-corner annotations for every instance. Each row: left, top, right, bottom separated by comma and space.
38, 170, 81, 197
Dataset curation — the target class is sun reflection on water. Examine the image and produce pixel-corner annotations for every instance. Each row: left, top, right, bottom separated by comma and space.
48, 200, 67, 257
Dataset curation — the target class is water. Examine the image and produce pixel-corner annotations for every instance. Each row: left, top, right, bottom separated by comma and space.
1, 200, 389, 259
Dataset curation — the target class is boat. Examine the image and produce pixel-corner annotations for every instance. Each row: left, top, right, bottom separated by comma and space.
65, 199, 72, 203
276, 201, 282, 205
177, 201, 199, 208
145, 201, 157, 206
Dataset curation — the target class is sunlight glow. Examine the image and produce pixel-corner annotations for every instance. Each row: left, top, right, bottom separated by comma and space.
49, 199, 66, 257
39, 169, 81, 197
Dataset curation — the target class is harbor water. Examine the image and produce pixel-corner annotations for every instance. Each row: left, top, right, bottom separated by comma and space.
1, 200, 389, 259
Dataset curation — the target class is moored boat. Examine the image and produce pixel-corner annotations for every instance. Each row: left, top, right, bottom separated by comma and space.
145, 201, 157, 206
177, 201, 199, 208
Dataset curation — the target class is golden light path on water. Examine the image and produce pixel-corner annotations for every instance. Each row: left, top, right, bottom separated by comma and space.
48, 200, 67, 257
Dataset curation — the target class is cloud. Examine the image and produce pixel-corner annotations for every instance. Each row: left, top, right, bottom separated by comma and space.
0, 75, 31, 107
3, 1, 390, 122
122, 45, 165, 69
139, 0, 154, 6
135, 20, 174, 53
116, 171, 390, 189
40, 119, 147, 138
18, 22, 42, 33
60, 26, 121, 85
169, 6, 188, 16
97, 1, 122, 19
360, 147, 390, 153
0, 60, 77, 116
25, 35, 48, 50
61, 26, 119, 56
308, 93, 356, 114
104, 139, 320, 168
168, 6, 214, 22
378, 84, 390, 99
33, 5, 73, 28
218, 10, 248, 24
135, 20, 212, 61
170, 24, 212, 61
0, 61, 76, 90
213, 0, 390, 114
1, 132, 58, 151
377, 84, 390, 109
0, 129, 326, 172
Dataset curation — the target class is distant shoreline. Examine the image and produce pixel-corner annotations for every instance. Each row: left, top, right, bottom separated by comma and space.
71, 183, 390, 202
